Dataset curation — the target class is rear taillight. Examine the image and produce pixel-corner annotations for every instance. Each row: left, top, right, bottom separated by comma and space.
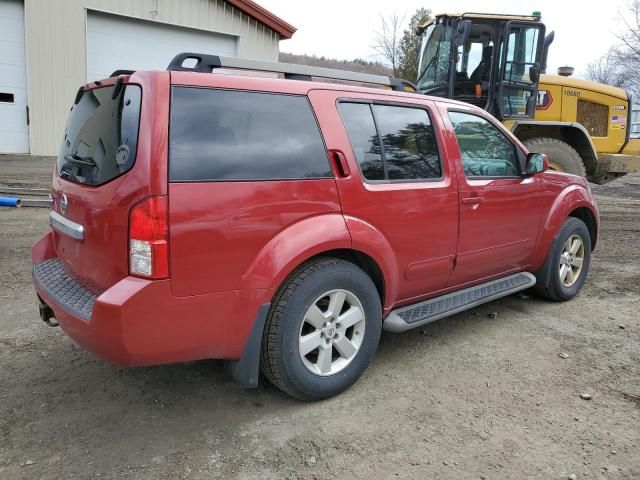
128, 196, 169, 279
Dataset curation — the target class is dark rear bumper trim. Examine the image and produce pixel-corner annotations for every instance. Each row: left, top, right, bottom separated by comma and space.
33, 259, 99, 321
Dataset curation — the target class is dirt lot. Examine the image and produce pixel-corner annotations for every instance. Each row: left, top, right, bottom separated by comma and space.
1, 157, 639, 480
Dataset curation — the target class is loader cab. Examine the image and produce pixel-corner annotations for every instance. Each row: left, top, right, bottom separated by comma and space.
416, 13, 547, 120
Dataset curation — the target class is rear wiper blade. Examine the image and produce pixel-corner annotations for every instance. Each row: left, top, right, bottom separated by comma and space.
59, 169, 79, 182
64, 153, 96, 166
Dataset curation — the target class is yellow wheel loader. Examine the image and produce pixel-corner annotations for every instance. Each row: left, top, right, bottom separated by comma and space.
415, 12, 640, 183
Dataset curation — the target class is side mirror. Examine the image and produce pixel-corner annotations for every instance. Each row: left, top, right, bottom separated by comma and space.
529, 64, 540, 84
453, 20, 472, 47
526, 152, 548, 174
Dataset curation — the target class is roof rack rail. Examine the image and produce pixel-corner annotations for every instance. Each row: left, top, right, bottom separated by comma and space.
166, 53, 417, 93
110, 69, 135, 77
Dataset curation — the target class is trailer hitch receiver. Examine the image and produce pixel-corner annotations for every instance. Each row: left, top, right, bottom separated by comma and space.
39, 302, 58, 327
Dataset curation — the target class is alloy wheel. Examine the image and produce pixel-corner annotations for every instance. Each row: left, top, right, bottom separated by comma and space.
559, 234, 585, 287
298, 289, 366, 376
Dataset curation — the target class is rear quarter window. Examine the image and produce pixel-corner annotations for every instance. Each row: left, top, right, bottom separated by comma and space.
169, 87, 332, 181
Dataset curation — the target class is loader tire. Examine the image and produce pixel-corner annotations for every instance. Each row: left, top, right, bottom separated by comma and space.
523, 137, 587, 177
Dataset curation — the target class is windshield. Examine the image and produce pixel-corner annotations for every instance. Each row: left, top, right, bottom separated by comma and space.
416, 23, 452, 90
57, 83, 142, 186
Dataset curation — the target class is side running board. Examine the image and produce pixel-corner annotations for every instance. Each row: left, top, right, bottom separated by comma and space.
383, 272, 536, 333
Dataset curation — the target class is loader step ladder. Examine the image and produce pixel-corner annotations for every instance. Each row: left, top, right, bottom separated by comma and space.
383, 272, 536, 332
165, 52, 418, 92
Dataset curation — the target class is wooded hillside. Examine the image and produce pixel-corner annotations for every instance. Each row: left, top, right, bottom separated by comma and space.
279, 52, 393, 76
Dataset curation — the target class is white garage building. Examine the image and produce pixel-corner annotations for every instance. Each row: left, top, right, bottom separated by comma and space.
0, 0, 295, 155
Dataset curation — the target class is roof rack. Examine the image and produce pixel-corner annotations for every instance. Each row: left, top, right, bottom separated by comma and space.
166, 53, 417, 92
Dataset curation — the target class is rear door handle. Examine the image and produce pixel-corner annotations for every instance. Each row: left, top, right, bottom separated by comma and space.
329, 149, 350, 178
462, 196, 483, 205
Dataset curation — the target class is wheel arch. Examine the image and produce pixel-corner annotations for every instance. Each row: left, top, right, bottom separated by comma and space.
512, 121, 598, 177
568, 206, 598, 251
240, 214, 396, 310
295, 249, 385, 305
532, 184, 598, 271
239, 213, 352, 292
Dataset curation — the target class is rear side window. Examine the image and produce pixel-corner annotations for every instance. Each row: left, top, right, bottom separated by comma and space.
373, 105, 442, 180
338, 102, 442, 181
57, 84, 141, 186
169, 87, 332, 181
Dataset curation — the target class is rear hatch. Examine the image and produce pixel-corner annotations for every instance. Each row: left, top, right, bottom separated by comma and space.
50, 78, 148, 291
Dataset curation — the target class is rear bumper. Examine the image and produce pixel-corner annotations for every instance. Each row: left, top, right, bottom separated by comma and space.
32, 232, 271, 367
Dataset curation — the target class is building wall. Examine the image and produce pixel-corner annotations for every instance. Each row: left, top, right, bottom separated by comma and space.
24, 0, 281, 155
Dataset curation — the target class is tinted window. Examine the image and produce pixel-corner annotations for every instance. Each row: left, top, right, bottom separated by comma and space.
337, 103, 384, 180
338, 102, 441, 181
169, 88, 331, 181
372, 104, 441, 180
448, 111, 520, 177
57, 84, 141, 186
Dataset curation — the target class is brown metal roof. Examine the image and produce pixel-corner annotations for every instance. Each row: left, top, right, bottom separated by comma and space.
226, 0, 297, 39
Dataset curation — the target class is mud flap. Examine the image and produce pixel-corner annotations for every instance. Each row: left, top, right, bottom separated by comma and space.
226, 303, 271, 388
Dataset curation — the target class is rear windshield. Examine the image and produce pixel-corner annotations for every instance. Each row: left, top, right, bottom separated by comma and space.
57, 84, 142, 186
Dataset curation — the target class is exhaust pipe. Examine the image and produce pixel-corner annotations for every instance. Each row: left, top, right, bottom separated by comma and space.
39, 302, 59, 327
541, 31, 555, 74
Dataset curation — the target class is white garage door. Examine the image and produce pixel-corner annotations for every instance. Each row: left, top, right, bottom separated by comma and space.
0, 0, 29, 153
86, 12, 238, 82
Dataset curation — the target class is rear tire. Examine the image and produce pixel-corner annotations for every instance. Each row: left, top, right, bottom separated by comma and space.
523, 137, 587, 177
535, 217, 591, 301
260, 258, 382, 401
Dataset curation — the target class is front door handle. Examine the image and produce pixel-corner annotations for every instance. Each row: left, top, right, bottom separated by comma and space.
462, 196, 483, 205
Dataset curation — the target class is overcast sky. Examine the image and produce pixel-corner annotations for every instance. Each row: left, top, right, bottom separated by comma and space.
259, 0, 631, 79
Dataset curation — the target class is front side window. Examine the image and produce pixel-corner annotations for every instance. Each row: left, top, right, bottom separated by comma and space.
448, 111, 520, 177
169, 88, 332, 181
338, 102, 442, 181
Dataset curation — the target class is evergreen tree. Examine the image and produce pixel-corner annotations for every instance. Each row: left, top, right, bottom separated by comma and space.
397, 8, 432, 82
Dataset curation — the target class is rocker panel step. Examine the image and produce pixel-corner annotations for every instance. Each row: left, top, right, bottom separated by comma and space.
383, 272, 536, 333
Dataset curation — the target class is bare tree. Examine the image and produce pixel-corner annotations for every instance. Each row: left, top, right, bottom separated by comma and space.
611, 1, 640, 97
586, 50, 626, 88
372, 13, 405, 76
588, 1, 640, 97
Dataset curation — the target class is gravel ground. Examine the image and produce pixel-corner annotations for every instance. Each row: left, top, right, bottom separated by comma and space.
0, 157, 639, 480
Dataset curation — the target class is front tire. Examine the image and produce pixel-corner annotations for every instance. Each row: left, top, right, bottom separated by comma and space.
523, 137, 587, 177
535, 217, 592, 301
260, 258, 382, 401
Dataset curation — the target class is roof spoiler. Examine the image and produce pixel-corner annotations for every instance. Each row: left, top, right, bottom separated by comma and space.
110, 69, 135, 77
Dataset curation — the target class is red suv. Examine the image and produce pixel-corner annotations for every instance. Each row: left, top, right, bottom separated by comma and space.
33, 54, 599, 400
